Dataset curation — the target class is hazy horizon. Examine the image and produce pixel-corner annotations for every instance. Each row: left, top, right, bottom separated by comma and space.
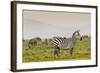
23, 10, 91, 40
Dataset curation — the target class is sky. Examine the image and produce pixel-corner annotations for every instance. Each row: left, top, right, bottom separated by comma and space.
23, 10, 91, 39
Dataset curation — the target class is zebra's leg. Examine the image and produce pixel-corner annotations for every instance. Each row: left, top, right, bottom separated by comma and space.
54, 46, 60, 58
29, 44, 33, 49
28, 44, 31, 48
57, 47, 60, 57
70, 48, 73, 56
54, 49, 57, 58
54, 46, 57, 58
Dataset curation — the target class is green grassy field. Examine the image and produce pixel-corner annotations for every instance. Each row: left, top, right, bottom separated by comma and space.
23, 37, 91, 63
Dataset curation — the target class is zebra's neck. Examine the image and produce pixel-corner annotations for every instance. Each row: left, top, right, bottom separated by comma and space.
72, 34, 77, 43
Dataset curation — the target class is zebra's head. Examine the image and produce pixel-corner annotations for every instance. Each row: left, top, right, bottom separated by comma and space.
72, 30, 82, 41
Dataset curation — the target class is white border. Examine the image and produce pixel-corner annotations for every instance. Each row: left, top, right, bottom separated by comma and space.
17, 3, 96, 69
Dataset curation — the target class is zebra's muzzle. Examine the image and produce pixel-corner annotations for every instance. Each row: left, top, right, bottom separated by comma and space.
80, 37, 82, 40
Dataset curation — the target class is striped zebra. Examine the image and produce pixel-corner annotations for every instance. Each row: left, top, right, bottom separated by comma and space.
52, 30, 82, 58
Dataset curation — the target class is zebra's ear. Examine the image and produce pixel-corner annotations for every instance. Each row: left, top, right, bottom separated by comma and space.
77, 30, 80, 32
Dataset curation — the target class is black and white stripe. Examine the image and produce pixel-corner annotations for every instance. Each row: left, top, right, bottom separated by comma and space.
52, 37, 68, 49
52, 30, 82, 57
52, 30, 81, 50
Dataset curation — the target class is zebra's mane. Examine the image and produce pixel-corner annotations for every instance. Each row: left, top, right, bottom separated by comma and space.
72, 30, 80, 37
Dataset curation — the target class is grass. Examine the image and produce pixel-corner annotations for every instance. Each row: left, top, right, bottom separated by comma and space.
23, 37, 91, 63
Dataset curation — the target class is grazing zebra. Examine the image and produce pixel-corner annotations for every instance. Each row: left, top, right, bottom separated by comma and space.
28, 37, 42, 49
52, 30, 82, 58
28, 39, 37, 49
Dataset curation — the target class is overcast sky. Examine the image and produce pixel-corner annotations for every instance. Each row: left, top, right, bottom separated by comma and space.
23, 10, 91, 39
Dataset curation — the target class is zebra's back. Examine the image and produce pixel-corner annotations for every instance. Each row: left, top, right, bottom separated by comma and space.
52, 37, 73, 49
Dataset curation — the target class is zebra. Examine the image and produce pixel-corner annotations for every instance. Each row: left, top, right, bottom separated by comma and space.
52, 30, 82, 58
28, 39, 37, 49
28, 37, 42, 49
